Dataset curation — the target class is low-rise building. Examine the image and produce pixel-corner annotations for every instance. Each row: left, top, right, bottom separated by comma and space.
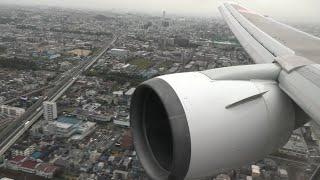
82, 103, 101, 112
70, 121, 96, 141
113, 91, 124, 97
19, 160, 38, 173
6, 155, 26, 170
113, 119, 130, 127
46, 116, 80, 138
72, 109, 113, 123
279, 130, 309, 159
11, 144, 36, 157
109, 48, 129, 59
251, 165, 261, 178
35, 163, 59, 179
278, 168, 289, 179
112, 170, 129, 180
0, 105, 25, 117
114, 111, 130, 127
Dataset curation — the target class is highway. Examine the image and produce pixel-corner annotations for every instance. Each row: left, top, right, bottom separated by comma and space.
0, 36, 118, 156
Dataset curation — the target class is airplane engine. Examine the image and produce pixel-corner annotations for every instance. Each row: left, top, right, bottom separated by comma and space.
130, 70, 295, 180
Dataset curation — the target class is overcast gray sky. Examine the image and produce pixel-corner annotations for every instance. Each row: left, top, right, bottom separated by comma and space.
1, 0, 320, 22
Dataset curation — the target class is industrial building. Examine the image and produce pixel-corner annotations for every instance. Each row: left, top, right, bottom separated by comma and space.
46, 116, 80, 138
45, 116, 96, 140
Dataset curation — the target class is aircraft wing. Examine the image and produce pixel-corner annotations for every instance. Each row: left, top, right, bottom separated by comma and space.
130, 3, 320, 179
219, 3, 320, 125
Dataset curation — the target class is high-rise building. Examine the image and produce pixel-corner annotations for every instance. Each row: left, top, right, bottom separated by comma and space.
162, 10, 169, 27
159, 38, 167, 50
43, 101, 57, 122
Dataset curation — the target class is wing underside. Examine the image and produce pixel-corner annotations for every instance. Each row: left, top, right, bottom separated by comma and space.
219, 3, 320, 125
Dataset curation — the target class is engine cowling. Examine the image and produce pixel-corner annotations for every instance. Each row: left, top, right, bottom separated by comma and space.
130, 71, 295, 180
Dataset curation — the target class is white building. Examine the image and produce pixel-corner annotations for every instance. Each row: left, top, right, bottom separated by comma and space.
114, 117, 130, 127
278, 168, 288, 178
11, 144, 36, 157
47, 121, 78, 138
70, 121, 97, 141
43, 101, 57, 121
0, 105, 25, 117
113, 91, 124, 97
109, 48, 129, 58
1, 178, 15, 180
251, 165, 261, 177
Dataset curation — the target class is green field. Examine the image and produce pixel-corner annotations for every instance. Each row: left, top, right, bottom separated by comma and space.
129, 58, 152, 70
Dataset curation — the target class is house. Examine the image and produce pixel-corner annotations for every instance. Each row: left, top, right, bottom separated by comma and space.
36, 163, 59, 179
6, 155, 26, 170
19, 160, 38, 173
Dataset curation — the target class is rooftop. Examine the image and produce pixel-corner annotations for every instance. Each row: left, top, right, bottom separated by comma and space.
57, 116, 80, 125
20, 160, 38, 169
36, 163, 59, 173
9, 155, 25, 163
52, 121, 74, 129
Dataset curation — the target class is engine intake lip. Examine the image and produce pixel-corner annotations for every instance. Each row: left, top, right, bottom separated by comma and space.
130, 78, 191, 180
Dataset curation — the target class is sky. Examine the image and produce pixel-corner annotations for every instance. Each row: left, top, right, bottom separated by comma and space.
1, 0, 320, 22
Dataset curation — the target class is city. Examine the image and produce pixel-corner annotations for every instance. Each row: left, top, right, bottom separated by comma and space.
0, 1, 319, 180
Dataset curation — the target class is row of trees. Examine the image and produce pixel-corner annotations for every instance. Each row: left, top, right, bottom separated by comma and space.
50, 28, 113, 36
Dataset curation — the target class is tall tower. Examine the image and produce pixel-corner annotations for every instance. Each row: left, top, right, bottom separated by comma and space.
163, 10, 166, 19
43, 101, 57, 122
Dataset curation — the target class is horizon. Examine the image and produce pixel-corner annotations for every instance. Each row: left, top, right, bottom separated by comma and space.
0, 0, 320, 22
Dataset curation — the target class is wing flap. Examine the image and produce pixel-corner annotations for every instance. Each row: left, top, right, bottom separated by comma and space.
279, 65, 320, 124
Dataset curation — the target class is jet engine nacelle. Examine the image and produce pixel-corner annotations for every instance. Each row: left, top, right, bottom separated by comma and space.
130, 69, 295, 180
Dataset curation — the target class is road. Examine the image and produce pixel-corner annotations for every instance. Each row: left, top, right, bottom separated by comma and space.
0, 36, 118, 156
